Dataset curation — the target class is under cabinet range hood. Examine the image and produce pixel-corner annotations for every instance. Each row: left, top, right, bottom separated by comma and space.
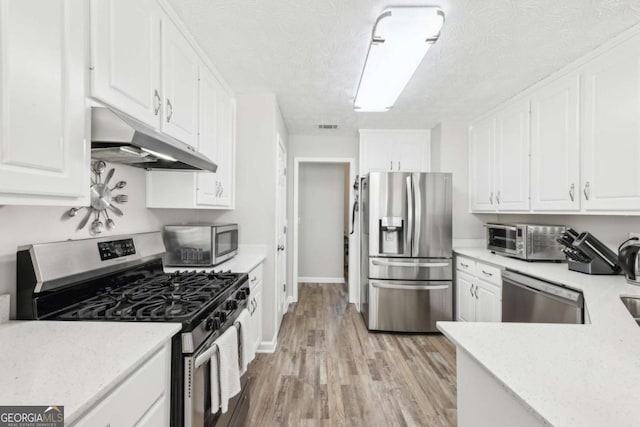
90, 107, 217, 172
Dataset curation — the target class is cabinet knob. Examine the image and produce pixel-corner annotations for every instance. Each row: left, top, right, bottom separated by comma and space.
489, 192, 494, 205
166, 99, 173, 123
496, 191, 501, 205
569, 183, 575, 202
153, 90, 161, 116
397, 161, 400, 170
583, 182, 590, 201
390, 161, 393, 170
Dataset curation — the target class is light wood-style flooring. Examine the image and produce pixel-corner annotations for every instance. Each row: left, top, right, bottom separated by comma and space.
246, 283, 457, 426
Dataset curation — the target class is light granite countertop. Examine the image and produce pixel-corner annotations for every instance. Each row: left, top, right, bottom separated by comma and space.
0, 321, 181, 425
164, 252, 266, 274
437, 248, 640, 427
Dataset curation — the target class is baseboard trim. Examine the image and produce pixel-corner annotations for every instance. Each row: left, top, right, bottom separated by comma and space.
298, 276, 345, 284
257, 338, 278, 353
287, 296, 297, 305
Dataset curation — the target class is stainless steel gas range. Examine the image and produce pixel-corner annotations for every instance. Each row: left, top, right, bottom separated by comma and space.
16, 232, 250, 427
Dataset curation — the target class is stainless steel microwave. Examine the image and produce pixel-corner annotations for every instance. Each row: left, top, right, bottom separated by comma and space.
485, 223, 566, 261
163, 224, 238, 266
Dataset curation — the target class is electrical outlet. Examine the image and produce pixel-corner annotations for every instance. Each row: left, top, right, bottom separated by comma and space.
629, 232, 640, 239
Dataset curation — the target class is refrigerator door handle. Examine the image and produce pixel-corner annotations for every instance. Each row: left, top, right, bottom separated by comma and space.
406, 175, 413, 254
371, 259, 449, 268
371, 280, 450, 291
412, 174, 422, 257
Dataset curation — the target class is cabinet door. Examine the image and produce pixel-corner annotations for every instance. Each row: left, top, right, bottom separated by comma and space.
494, 100, 530, 211
469, 118, 496, 212
475, 280, 501, 322
531, 74, 581, 211
0, 0, 88, 206
161, 16, 199, 147
196, 68, 220, 206
215, 88, 235, 207
582, 34, 640, 211
90, 0, 161, 128
397, 134, 430, 172
252, 283, 263, 354
360, 133, 395, 172
456, 271, 476, 322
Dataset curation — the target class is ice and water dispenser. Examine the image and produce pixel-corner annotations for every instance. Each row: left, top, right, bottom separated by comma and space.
379, 217, 405, 254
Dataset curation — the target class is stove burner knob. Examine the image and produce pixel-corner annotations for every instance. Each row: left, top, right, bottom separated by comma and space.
216, 311, 227, 323
205, 317, 216, 331
225, 300, 238, 310
236, 290, 247, 301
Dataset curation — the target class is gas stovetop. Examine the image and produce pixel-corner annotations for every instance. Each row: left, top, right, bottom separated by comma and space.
54, 270, 243, 323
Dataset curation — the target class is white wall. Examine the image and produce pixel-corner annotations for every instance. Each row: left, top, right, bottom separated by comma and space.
287, 133, 358, 296
200, 93, 287, 347
431, 122, 495, 240
298, 163, 346, 281
0, 164, 197, 318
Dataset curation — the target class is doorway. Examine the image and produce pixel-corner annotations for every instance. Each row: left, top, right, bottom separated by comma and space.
292, 158, 357, 304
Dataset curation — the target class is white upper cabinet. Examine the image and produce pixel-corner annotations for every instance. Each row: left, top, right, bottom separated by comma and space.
494, 100, 530, 212
160, 15, 199, 147
531, 74, 581, 211
90, 0, 162, 128
469, 118, 496, 212
581, 34, 640, 211
359, 130, 431, 173
0, 0, 88, 206
195, 68, 235, 208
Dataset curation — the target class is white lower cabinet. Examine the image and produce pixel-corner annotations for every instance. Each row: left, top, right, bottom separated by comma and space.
72, 342, 171, 426
248, 263, 263, 354
456, 257, 502, 322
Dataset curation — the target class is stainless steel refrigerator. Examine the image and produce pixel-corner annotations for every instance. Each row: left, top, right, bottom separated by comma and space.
360, 172, 453, 332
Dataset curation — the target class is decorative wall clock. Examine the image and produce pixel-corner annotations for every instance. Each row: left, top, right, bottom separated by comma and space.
68, 161, 129, 234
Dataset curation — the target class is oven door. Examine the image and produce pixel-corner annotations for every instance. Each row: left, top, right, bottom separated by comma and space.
486, 224, 519, 255
184, 338, 250, 427
213, 225, 238, 265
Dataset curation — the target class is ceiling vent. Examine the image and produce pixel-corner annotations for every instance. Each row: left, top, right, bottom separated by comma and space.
318, 124, 338, 129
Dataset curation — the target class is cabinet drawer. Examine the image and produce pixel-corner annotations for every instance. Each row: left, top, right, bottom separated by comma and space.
456, 256, 476, 274
475, 262, 502, 286
249, 263, 263, 290
73, 345, 169, 427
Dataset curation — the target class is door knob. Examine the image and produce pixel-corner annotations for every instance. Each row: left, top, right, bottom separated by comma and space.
277, 244, 285, 251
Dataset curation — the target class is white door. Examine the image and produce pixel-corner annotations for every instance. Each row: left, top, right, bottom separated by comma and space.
531, 73, 581, 211
196, 68, 220, 205
456, 272, 476, 322
494, 100, 530, 211
90, 0, 161, 128
0, 0, 88, 205
469, 118, 496, 212
582, 33, 640, 211
475, 280, 501, 322
276, 137, 288, 327
161, 15, 199, 147
215, 89, 235, 207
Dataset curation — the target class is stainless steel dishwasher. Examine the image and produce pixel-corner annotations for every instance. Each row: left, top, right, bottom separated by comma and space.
502, 270, 584, 324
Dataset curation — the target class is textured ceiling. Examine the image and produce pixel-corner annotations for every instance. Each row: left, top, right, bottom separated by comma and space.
168, 0, 640, 134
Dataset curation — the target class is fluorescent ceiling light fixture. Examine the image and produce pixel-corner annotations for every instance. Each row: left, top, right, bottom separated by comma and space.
354, 7, 445, 112
141, 147, 177, 162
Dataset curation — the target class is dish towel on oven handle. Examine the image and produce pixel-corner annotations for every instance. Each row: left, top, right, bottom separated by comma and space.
235, 308, 253, 374
210, 326, 241, 414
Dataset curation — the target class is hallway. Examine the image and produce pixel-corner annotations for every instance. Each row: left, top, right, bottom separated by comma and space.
246, 283, 457, 426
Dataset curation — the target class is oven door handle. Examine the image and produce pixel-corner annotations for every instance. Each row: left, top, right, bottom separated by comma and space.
195, 343, 218, 369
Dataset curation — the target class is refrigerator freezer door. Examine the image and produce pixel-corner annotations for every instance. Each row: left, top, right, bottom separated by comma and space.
368, 172, 413, 257
369, 257, 452, 281
368, 280, 453, 332
412, 173, 452, 258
